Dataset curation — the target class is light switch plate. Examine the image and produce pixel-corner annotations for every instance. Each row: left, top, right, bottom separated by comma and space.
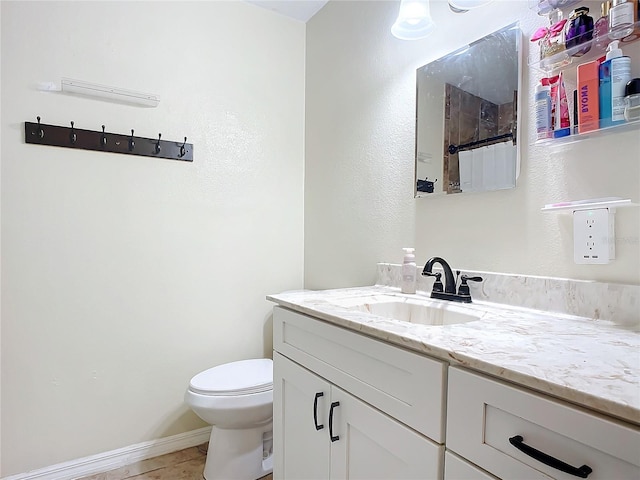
573, 208, 615, 264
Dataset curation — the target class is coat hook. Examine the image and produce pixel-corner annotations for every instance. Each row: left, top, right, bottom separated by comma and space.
70, 121, 77, 144
36, 116, 44, 139
101, 125, 107, 147
128, 129, 135, 151
179, 137, 187, 157
155, 133, 162, 154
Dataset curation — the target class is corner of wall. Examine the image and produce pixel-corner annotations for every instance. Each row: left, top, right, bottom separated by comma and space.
1, 1, 4, 474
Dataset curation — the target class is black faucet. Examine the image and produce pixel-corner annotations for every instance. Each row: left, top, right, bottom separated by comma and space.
422, 257, 456, 295
421, 256, 483, 303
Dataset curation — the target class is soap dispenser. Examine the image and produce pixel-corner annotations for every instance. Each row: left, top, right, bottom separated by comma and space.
401, 248, 417, 294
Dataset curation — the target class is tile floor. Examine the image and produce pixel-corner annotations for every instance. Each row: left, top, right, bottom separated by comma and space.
78, 444, 273, 480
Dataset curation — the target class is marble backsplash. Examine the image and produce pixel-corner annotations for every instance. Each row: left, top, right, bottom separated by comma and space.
376, 263, 640, 327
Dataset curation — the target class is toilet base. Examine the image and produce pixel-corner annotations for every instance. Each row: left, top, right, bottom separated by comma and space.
203, 422, 273, 480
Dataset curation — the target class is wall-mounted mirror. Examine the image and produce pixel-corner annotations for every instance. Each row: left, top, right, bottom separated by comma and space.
415, 23, 521, 198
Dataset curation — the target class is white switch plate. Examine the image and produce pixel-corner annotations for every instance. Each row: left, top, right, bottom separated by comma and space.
573, 208, 615, 264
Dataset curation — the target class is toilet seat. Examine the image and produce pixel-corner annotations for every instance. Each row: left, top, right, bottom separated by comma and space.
189, 358, 273, 396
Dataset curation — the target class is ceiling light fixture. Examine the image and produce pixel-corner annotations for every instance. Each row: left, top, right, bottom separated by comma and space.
391, 0, 435, 40
448, 1, 494, 13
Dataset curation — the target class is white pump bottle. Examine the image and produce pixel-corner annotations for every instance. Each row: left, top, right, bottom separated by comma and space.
606, 40, 631, 123
401, 248, 417, 294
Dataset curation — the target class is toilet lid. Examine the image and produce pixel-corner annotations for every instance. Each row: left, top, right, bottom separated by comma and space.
189, 358, 273, 396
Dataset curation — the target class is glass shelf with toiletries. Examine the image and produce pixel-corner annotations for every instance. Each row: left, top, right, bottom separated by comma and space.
529, 12, 640, 146
528, 21, 640, 74
534, 117, 639, 146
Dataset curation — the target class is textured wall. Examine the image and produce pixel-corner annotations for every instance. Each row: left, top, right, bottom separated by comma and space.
0, 3, 3, 472
305, 0, 640, 289
0, 1, 304, 475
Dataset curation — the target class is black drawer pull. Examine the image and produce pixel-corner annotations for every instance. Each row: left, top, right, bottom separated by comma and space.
509, 435, 592, 478
329, 401, 340, 442
313, 392, 324, 430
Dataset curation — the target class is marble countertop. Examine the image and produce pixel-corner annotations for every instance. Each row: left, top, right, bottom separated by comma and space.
267, 285, 640, 426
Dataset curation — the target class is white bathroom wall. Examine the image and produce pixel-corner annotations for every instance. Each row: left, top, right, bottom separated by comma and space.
0, 3, 3, 473
305, 0, 640, 289
0, 1, 304, 476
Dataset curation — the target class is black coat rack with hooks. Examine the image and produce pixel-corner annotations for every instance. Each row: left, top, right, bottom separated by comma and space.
24, 117, 193, 162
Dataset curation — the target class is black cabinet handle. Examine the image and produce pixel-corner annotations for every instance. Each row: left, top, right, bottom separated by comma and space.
329, 401, 340, 442
509, 435, 592, 478
313, 392, 324, 430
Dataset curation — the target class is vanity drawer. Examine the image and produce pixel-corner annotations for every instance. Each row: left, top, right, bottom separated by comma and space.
447, 367, 640, 479
273, 306, 446, 442
445, 451, 498, 480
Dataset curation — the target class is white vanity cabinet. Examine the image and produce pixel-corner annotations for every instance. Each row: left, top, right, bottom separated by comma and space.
272, 304, 640, 480
447, 367, 640, 480
274, 353, 442, 479
273, 306, 445, 479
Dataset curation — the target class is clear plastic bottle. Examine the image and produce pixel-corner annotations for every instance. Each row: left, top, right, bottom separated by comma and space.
401, 248, 416, 294
609, 0, 634, 39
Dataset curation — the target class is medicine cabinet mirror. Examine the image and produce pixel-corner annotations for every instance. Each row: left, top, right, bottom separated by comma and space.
415, 22, 522, 197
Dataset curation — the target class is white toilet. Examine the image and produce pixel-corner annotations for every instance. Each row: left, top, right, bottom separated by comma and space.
185, 358, 273, 480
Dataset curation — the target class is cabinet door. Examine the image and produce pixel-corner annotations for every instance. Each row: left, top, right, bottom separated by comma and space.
329, 386, 443, 479
274, 306, 446, 442
274, 352, 331, 479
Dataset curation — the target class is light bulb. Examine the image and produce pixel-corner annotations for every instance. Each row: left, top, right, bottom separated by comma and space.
391, 0, 435, 40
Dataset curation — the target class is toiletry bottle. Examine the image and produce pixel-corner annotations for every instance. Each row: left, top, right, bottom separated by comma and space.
535, 81, 552, 139
573, 89, 579, 134
609, 0, 634, 39
553, 72, 571, 137
577, 60, 601, 133
600, 40, 631, 126
621, 0, 640, 43
594, 1, 612, 50
624, 78, 640, 121
537, 0, 557, 15
566, 6, 594, 56
533, 9, 569, 69
401, 248, 417, 294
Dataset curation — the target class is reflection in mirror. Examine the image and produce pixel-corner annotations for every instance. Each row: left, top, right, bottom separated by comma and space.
415, 23, 521, 198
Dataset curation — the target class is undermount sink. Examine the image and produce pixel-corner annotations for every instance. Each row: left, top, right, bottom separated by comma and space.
340, 295, 482, 326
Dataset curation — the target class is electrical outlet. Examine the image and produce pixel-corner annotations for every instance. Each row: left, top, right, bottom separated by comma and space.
573, 208, 615, 264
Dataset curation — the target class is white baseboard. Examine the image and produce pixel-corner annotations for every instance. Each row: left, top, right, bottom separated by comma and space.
1, 426, 212, 480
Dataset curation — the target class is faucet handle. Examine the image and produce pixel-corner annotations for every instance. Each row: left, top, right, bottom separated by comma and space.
461, 275, 483, 282
423, 272, 443, 293
458, 275, 483, 296
423, 272, 441, 278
